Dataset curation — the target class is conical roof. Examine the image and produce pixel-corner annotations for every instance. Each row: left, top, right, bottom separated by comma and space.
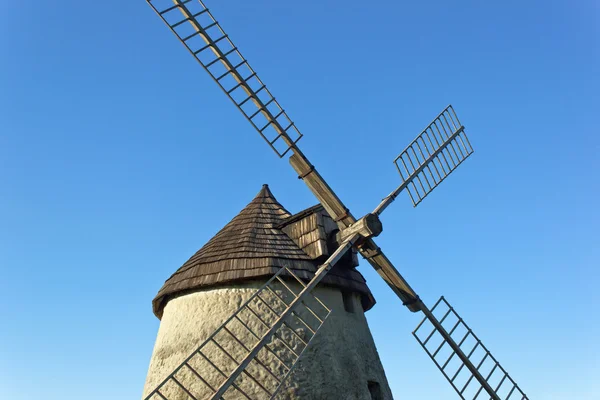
153, 185, 374, 318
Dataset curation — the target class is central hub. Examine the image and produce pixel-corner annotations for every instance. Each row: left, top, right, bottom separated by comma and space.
339, 213, 383, 245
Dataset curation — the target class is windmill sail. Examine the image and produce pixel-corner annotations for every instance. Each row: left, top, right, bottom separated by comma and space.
146, 0, 302, 157
374, 105, 474, 215
393, 105, 473, 207
413, 297, 529, 400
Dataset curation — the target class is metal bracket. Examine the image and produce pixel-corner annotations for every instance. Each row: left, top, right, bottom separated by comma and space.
297, 164, 315, 179
402, 295, 420, 307
413, 297, 529, 400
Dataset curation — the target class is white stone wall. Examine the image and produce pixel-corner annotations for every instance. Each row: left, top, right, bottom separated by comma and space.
142, 282, 393, 400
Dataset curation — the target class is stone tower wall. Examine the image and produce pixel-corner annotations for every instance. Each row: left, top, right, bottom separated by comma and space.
142, 281, 393, 400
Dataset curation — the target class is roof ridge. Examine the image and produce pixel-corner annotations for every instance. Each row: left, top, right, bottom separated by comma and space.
276, 203, 324, 229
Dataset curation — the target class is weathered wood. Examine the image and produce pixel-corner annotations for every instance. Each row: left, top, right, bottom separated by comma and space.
289, 154, 354, 228
289, 153, 420, 310
338, 213, 383, 244
153, 185, 376, 318
280, 207, 328, 259
319, 213, 339, 237
359, 239, 420, 312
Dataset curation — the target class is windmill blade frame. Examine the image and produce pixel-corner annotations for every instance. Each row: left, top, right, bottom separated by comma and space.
414, 297, 529, 400
147, 0, 302, 157
374, 105, 474, 215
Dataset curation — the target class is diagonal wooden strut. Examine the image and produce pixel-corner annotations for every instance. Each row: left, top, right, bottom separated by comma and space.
289, 153, 421, 310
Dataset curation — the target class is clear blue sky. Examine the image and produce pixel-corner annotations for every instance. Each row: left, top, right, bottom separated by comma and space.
1, 1, 598, 399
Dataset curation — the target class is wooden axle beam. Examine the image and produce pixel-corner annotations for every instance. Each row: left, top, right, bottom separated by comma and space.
289, 152, 421, 312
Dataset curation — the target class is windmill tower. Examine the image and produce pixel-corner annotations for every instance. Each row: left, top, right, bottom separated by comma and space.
140, 1, 530, 399
143, 185, 392, 399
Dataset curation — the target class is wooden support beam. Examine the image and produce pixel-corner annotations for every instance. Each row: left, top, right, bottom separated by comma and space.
289, 152, 420, 312
359, 239, 421, 312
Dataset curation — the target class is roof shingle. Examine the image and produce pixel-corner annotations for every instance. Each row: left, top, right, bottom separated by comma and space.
152, 185, 374, 318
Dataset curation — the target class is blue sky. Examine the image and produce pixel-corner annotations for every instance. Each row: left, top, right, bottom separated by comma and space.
1, 1, 598, 399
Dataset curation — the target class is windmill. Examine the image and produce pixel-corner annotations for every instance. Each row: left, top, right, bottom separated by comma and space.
141, 1, 529, 399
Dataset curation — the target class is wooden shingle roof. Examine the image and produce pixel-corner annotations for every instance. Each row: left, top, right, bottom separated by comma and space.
153, 185, 375, 318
